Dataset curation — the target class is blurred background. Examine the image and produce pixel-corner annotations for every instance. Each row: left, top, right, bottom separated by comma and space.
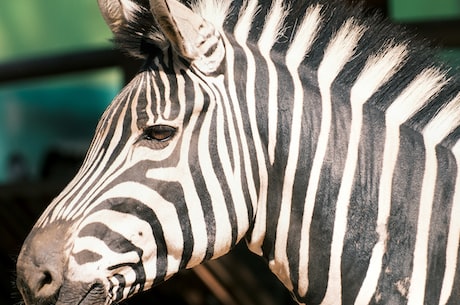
0, 0, 459, 304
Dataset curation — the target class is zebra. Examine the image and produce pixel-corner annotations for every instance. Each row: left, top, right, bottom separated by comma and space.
16, 0, 460, 304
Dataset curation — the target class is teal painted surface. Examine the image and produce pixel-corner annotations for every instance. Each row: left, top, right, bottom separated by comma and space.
0, 69, 122, 182
389, 0, 460, 21
441, 49, 460, 69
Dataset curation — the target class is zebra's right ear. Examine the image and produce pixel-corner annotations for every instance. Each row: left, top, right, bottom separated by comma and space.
149, 0, 225, 74
97, 0, 170, 58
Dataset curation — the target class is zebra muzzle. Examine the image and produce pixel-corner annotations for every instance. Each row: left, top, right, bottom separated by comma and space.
16, 222, 71, 305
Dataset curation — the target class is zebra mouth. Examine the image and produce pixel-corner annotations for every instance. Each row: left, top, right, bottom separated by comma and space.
78, 283, 106, 305
58, 281, 107, 305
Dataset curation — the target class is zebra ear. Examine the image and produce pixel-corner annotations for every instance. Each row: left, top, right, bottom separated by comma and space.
97, 0, 128, 36
149, 0, 225, 74
97, 0, 170, 59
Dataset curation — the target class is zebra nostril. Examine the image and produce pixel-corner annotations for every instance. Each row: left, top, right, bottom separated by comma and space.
42, 271, 52, 285
27, 265, 62, 299
37, 270, 55, 293
16, 261, 63, 305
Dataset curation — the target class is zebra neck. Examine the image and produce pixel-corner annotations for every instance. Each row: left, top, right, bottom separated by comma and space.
218, 0, 460, 301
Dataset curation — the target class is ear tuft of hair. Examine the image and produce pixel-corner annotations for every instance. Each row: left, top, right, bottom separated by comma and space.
115, 11, 169, 59
98, 0, 169, 59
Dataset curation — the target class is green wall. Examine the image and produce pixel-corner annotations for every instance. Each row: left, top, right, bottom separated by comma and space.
0, 0, 112, 61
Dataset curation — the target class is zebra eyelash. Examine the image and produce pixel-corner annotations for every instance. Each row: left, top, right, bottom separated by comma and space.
143, 125, 177, 142
137, 125, 177, 149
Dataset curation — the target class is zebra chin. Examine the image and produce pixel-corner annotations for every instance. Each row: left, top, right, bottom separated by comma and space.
55, 281, 107, 305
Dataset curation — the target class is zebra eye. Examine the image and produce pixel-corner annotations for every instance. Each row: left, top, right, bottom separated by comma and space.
143, 125, 176, 142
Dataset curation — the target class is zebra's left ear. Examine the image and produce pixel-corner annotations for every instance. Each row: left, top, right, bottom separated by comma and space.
149, 0, 225, 74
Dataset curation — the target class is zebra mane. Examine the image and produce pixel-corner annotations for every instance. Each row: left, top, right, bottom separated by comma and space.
114, 0, 460, 148
114, 0, 442, 69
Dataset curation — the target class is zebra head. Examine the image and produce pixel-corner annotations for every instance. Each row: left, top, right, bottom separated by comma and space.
17, 1, 257, 305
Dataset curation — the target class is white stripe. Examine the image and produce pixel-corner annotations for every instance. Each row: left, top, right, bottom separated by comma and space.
151, 65, 163, 118
439, 137, 460, 305
158, 62, 172, 119
297, 18, 365, 299
234, 0, 258, 42
191, 0, 232, 29
109, 276, 121, 302
37, 76, 136, 227
233, 0, 271, 256
70, 180, 187, 282
285, 5, 323, 69
134, 69, 181, 161
67, 81, 138, 217
408, 93, 460, 305
144, 71, 154, 124
146, 70, 161, 125
75, 209, 156, 256
177, 87, 208, 269
66, 65, 183, 223
71, 235, 142, 279
315, 19, 367, 305
357, 68, 448, 304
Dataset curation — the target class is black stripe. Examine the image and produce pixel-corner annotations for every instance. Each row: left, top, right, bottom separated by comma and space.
135, 74, 155, 129
446, 245, 460, 305
288, 68, 322, 297
78, 222, 146, 296
78, 222, 142, 255
377, 126, 425, 304
341, 104, 384, 303
73, 249, 102, 265
224, 37, 256, 226
162, 52, 182, 121
188, 91, 216, 261
112, 274, 125, 301
89, 199, 169, 284
262, 61, 294, 260
424, 145, 457, 304
208, 103, 239, 248
305, 73, 353, 303
110, 199, 167, 281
